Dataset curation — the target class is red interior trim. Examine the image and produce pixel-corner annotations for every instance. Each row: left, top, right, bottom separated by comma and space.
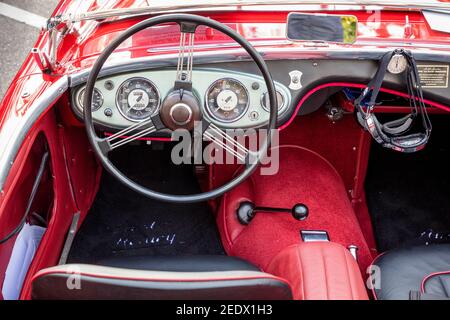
279, 82, 450, 131
421, 271, 450, 294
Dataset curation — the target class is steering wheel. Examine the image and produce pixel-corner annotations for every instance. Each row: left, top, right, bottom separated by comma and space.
83, 14, 278, 203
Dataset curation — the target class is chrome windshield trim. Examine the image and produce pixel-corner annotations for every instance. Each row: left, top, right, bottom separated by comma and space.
69, 46, 450, 87
56, 1, 450, 24
0, 76, 69, 192
147, 40, 292, 53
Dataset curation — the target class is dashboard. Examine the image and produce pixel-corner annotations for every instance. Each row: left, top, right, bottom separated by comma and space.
70, 55, 450, 135
71, 69, 291, 131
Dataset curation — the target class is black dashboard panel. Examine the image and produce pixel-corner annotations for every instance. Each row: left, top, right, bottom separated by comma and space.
201, 59, 450, 124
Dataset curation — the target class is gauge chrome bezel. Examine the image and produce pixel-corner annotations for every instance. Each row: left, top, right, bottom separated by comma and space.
76, 87, 104, 112
204, 77, 250, 123
260, 89, 287, 114
115, 77, 161, 122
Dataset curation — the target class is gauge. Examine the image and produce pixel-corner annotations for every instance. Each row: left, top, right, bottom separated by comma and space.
261, 90, 286, 113
205, 78, 249, 122
77, 88, 104, 112
116, 77, 160, 121
387, 54, 408, 74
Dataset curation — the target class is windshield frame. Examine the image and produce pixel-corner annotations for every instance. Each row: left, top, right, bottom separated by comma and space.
58, 0, 450, 23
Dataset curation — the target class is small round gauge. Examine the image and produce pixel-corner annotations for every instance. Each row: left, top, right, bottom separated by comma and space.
77, 88, 104, 112
387, 54, 408, 74
116, 77, 160, 121
261, 90, 286, 113
205, 78, 249, 122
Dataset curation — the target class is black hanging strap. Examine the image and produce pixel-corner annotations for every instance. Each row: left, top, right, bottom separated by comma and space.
354, 49, 432, 153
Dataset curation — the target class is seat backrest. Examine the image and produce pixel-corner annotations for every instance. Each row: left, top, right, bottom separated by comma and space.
31, 264, 293, 300
266, 242, 369, 300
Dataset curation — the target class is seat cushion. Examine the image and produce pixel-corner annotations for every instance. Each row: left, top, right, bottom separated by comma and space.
31, 255, 293, 300
372, 244, 450, 300
94, 255, 259, 272
266, 242, 369, 300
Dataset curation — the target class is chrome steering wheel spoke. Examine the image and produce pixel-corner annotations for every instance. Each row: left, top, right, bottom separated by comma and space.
203, 122, 251, 163
100, 115, 165, 153
175, 22, 197, 85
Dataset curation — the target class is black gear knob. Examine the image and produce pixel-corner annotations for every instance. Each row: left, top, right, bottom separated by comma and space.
237, 201, 256, 225
292, 204, 308, 221
237, 202, 309, 225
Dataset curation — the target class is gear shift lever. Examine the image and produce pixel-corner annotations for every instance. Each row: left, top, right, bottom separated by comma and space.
237, 201, 309, 225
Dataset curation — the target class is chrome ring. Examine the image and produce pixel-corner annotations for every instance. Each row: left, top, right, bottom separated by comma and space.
169, 102, 193, 125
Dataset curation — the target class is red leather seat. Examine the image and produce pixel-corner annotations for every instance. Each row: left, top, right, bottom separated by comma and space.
31, 255, 293, 300
31, 244, 368, 300
266, 242, 369, 300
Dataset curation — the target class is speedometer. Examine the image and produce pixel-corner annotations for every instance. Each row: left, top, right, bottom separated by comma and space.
116, 77, 160, 121
205, 78, 249, 122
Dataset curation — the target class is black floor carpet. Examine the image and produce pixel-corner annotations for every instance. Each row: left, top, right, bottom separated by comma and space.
67, 144, 224, 264
366, 115, 450, 252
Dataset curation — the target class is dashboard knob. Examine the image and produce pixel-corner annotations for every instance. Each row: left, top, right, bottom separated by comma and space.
104, 108, 113, 117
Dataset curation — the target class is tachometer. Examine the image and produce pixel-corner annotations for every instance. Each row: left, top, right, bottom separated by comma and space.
77, 88, 104, 112
205, 78, 249, 122
116, 77, 160, 121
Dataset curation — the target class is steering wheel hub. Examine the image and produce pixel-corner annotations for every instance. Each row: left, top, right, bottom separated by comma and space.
170, 103, 193, 126
160, 89, 200, 131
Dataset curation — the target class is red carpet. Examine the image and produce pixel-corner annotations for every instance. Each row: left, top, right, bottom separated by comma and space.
217, 145, 373, 274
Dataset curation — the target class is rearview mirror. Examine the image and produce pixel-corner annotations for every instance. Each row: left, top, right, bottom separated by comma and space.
287, 13, 358, 44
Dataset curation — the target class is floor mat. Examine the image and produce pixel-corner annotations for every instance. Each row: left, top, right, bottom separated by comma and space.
365, 116, 450, 252
67, 144, 224, 263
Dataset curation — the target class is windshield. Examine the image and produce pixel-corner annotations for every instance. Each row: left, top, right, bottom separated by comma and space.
67, 0, 450, 17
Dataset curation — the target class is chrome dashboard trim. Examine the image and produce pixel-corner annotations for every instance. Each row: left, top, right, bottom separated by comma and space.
0, 76, 69, 192
146, 40, 292, 53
